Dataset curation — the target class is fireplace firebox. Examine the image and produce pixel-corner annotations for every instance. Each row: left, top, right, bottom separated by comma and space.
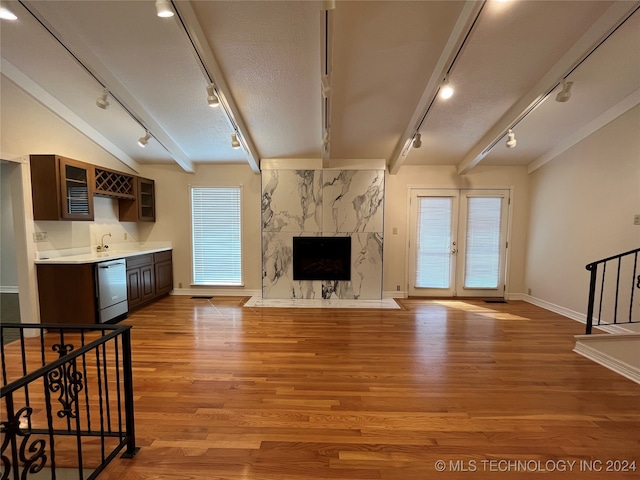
293, 236, 351, 281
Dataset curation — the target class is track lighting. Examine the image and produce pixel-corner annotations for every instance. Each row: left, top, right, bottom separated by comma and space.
506, 129, 517, 149
155, 0, 174, 18
440, 76, 454, 100
96, 89, 110, 110
138, 132, 151, 147
555, 80, 573, 103
412, 133, 422, 149
321, 75, 332, 98
206, 84, 219, 107
231, 133, 241, 149
0, 7, 17, 20
322, 0, 336, 10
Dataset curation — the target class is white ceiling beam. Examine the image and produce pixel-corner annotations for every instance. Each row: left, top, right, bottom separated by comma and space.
173, 1, 260, 174
457, 1, 640, 175
2, 58, 142, 174
388, 1, 484, 175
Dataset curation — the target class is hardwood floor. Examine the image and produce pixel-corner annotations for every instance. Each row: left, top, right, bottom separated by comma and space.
8, 296, 640, 479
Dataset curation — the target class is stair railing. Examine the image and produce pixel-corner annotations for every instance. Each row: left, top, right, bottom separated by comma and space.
1, 323, 139, 479
585, 247, 640, 334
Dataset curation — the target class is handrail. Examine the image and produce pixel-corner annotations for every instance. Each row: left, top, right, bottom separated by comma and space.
586, 247, 640, 270
585, 247, 640, 334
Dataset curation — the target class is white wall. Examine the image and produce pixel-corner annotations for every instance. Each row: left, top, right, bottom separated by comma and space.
525, 105, 640, 315
383, 165, 530, 296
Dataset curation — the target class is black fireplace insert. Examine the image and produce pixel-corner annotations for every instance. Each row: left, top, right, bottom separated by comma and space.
293, 236, 351, 281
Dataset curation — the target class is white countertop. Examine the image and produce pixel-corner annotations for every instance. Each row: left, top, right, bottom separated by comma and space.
34, 243, 172, 265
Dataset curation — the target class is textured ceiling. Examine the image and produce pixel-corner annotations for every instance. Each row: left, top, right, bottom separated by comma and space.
1, 0, 638, 174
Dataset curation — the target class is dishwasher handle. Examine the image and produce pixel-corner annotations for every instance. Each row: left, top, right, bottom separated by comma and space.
98, 262, 125, 269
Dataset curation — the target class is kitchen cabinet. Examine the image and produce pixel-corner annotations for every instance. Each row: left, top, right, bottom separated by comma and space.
119, 177, 155, 222
126, 250, 172, 311
30, 154, 94, 221
36, 264, 98, 324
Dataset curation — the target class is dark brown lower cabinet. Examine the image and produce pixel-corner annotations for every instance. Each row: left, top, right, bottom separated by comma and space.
126, 250, 173, 311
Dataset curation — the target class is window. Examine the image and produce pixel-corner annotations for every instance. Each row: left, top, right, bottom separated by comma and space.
191, 186, 243, 286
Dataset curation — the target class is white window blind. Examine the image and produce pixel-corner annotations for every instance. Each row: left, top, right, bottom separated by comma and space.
415, 197, 452, 288
464, 197, 502, 288
191, 186, 243, 286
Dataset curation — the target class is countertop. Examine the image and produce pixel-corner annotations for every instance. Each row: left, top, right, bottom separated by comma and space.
34, 243, 172, 265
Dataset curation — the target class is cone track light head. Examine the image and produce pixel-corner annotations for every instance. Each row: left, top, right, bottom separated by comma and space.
506, 129, 517, 149
0, 7, 18, 20
96, 89, 110, 110
231, 133, 241, 149
206, 84, 220, 107
555, 80, 573, 103
138, 132, 151, 147
155, 0, 174, 17
412, 133, 422, 149
440, 77, 454, 100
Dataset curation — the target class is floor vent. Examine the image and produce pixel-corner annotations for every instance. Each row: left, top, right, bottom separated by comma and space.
191, 296, 213, 299
485, 300, 507, 304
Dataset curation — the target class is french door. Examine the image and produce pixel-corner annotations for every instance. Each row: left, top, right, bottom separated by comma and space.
408, 189, 509, 297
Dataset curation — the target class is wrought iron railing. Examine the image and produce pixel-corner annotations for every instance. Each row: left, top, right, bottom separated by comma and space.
585, 247, 640, 334
1, 323, 138, 479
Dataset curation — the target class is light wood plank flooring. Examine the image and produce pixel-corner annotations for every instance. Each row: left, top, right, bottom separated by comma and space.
12, 296, 640, 478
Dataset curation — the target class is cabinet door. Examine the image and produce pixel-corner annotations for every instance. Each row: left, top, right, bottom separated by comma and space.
126, 267, 143, 309
155, 261, 173, 296
138, 178, 155, 222
58, 157, 94, 220
141, 264, 156, 302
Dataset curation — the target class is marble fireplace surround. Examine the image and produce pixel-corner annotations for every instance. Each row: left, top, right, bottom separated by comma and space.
261, 164, 385, 300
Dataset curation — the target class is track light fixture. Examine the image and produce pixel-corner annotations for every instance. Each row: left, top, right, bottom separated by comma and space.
506, 129, 517, 149
155, 0, 174, 18
0, 7, 18, 20
138, 131, 151, 147
206, 84, 220, 107
322, 0, 336, 10
440, 76, 454, 100
96, 88, 110, 110
555, 80, 573, 103
412, 133, 422, 149
231, 132, 241, 149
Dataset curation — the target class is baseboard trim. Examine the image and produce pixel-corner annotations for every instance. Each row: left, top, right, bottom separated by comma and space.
0, 286, 19, 294
574, 341, 640, 385
383, 291, 406, 299
518, 294, 586, 323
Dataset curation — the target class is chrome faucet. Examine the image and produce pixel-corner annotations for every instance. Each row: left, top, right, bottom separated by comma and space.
97, 232, 111, 252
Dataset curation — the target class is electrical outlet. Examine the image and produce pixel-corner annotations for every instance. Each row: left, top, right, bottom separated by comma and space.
634, 214, 640, 225
528, 288, 532, 296
33, 232, 47, 242
396, 285, 401, 291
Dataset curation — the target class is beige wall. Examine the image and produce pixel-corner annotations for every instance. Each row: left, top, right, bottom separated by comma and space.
383, 165, 530, 296
138, 164, 263, 293
526, 105, 640, 314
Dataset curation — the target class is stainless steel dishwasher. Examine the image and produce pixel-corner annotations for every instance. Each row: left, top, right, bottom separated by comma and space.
96, 259, 128, 323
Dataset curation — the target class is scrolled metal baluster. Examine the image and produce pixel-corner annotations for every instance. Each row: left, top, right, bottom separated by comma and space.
1, 419, 13, 480
51, 343, 74, 358
19, 436, 47, 477
47, 359, 84, 419
636, 274, 640, 289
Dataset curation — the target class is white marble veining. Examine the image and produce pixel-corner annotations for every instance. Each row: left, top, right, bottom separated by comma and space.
244, 296, 400, 309
322, 170, 384, 233
262, 170, 323, 232
261, 169, 384, 300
